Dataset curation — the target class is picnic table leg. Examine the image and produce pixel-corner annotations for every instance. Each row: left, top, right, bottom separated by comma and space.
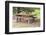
16, 16, 18, 23
28, 20, 29, 24
28, 19, 33, 24
28, 19, 32, 24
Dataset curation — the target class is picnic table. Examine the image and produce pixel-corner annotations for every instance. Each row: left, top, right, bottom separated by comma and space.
15, 14, 36, 24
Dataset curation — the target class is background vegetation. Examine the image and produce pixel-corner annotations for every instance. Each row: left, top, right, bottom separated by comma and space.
13, 7, 40, 18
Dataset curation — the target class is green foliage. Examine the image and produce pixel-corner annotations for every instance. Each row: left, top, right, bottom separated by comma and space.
32, 8, 40, 17
13, 7, 34, 14
13, 7, 40, 17
13, 7, 17, 15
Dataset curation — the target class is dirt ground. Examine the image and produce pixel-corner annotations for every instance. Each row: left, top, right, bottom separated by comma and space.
12, 19, 40, 28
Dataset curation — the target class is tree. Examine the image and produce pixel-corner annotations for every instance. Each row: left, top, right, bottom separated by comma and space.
13, 7, 40, 17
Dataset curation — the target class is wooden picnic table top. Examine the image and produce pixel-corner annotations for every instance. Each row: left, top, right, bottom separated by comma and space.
16, 14, 33, 17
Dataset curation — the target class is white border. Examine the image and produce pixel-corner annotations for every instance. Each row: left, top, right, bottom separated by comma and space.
9, 3, 43, 32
